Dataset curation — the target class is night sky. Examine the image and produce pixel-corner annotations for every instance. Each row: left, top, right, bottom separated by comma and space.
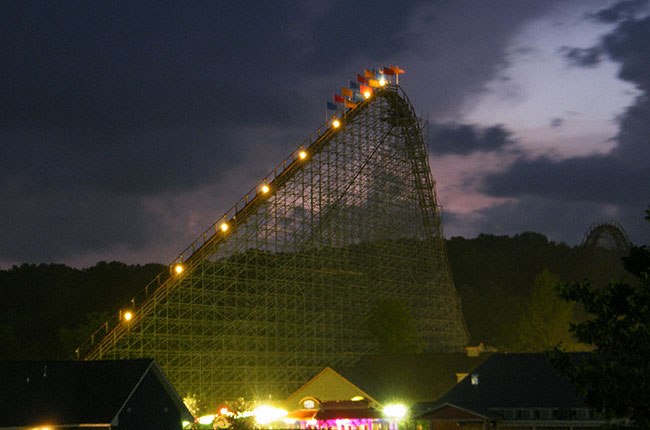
2, 0, 649, 268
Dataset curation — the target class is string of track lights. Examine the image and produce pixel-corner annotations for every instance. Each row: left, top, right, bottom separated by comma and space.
131, 66, 407, 325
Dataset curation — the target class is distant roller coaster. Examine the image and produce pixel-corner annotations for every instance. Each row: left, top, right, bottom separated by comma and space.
582, 220, 631, 252
76, 82, 468, 405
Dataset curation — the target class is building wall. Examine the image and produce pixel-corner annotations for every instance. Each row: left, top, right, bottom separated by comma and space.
116, 370, 183, 430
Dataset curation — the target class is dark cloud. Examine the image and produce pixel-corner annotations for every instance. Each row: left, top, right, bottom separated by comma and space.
0, 186, 163, 263
428, 124, 514, 155
0, 0, 588, 266
477, 5, 650, 246
592, 0, 649, 23
481, 155, 650, 207
445, 197, 647, 246
550, 118, 564, 128
559, 46, 602, 67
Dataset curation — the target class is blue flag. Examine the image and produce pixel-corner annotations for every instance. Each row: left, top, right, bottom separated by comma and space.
327, 101, 337, 111
349, 81, 360, 90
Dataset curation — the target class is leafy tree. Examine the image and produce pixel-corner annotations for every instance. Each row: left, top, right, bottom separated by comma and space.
56, 311, 111, 359
514, 269, 579, 352
365, 297, 424, 353
225, 397, 256, 430
550, 207, 650, 429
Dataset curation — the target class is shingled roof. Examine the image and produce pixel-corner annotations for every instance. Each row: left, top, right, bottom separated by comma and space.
332, 352, 492, 405
0, 359, 191, 428
421, 353, 590, 418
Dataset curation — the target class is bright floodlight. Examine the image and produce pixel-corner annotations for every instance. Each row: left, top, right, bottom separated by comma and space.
174, 264, 184, 274
364, 90, 371, 98
220, 222, 229, 232
253, 406, 287, 425
123, 311, 133, 322
332, 119, 340, 128
379, 77, 386, 86
384, 404, 407, 419
198, 415, 215, 425
299, 151, 307, 159
261, 185, 270, 194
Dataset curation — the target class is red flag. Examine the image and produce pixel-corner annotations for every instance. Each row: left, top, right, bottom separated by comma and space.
357, 74, 368, 84
334, 94, 345, 103
391, 65, 406, 74
382, 67, 396, 75
360, 85, 372, 97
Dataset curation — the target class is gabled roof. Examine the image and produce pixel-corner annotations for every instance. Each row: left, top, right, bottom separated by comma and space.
423, 353, 590, 418
0, 359, 191, 428
333, 352, 492, 406
284, 367, 381, 411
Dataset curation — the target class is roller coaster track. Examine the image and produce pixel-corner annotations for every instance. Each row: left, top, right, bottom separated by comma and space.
76, 83, 469, 403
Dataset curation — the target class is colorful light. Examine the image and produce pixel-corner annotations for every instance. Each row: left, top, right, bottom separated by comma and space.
299, 151, 307, 159
220, 222, 229, 232
363, 90, 371, 99
332, 119, 340, 128
123, 311, 133, 321
174, 264, 184, 274
261, 184, 270, 193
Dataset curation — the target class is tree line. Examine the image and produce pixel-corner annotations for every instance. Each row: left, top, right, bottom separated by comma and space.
0, 232, 630, 360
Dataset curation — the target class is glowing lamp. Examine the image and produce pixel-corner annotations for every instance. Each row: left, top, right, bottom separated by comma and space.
303, 399, 315, 409
364, 90, 371, 99
253, 406, 287, 425
220, 222, 229, 232
198, 415, 215, 425
261, 184, 270, 193
174, 264, 184, 275
379, 77, 386, 86
123, 311, 133, 322
332, 119, 340, 128
299, 151, 307, 159
384, 404, 407, 419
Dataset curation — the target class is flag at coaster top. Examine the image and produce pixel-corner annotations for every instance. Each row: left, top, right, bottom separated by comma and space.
327, 102, 337, 111
341, 88, 353, 98
364, 68, 375, 78
334, 94, 345, 103
368, 79, 380, 88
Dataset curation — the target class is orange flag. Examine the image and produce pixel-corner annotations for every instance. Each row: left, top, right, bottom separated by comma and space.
368, 79, 380, 88
341, 87, 353, 98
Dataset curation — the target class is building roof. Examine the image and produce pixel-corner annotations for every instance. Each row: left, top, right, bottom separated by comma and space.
421, 353, 590, 418
333, 352, 492, 406
0, 359, 191, 428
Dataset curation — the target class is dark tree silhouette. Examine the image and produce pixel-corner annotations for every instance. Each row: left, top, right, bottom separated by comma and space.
550, 206, 650, 429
